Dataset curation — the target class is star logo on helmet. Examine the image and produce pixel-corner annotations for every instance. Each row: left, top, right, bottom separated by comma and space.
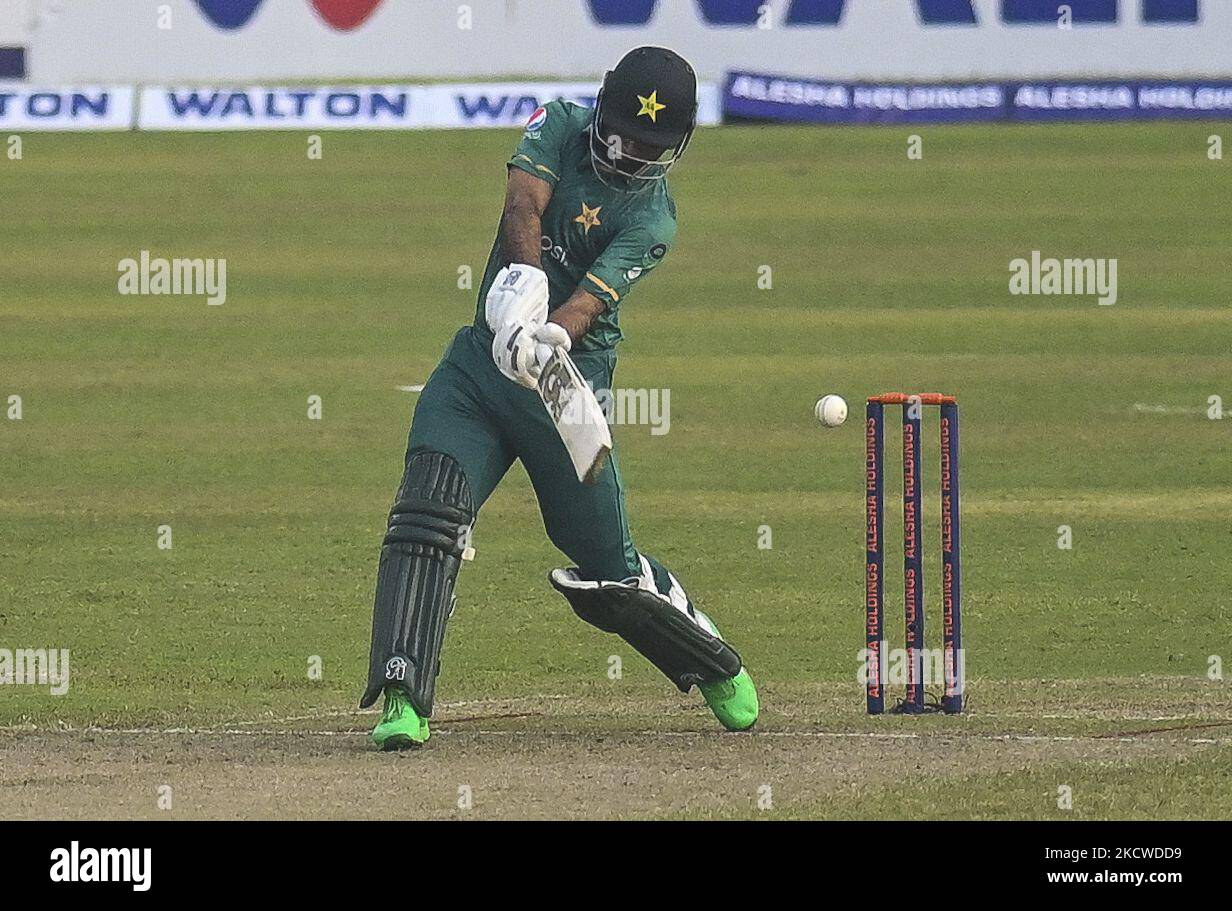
636, 90, 667, 122
574, 202, 602, 236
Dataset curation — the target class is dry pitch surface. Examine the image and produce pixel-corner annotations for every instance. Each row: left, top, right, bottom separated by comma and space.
5, 679, 1229, 820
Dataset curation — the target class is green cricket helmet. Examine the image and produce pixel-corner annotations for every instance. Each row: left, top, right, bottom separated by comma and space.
589, 46, 698, 189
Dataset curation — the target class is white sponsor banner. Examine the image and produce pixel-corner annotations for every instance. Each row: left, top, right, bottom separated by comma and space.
420, 82, 721, 128
139, 82, 721, 130
139, 85, 431, 130
27, 0, 1232, 84
423, 83, 601, 128
0, 84, 132, 130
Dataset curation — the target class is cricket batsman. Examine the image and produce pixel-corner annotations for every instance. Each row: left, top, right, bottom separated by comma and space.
359, 47, 759, 749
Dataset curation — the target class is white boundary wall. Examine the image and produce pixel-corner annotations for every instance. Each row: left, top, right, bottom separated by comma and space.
26, 0, 1232, 84
0, 0, 31, 44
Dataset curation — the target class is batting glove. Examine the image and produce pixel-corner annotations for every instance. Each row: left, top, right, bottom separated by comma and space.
485, 264, 549, 333
492, 320, 572, 390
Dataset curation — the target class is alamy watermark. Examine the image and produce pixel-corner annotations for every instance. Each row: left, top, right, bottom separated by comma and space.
1009, 251, 1117, 305
0, 647, 70, 695
50, 842, 151, 892
117, 250, 227, 305
594, 387, 670, 435
558, 385, 671, 435
858, 646, 964, 692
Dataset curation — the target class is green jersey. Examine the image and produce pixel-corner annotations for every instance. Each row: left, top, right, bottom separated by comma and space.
472, 100, 678, 352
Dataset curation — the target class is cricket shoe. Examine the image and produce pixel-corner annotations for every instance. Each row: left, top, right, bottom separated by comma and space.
699, 667, 759, 732
371, 687, 430, 750
688, 608, 758, 732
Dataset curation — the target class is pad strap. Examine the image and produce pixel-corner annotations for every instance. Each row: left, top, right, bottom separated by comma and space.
549, 568, 742, 691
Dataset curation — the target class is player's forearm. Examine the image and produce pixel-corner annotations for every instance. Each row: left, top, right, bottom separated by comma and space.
500, 169, 553, 267
549, 288, 606, 346
501, 205, 543, 266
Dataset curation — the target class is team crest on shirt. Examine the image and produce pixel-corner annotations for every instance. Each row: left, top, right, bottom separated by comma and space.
574, 202, 603, 236
524, 105, 548, 138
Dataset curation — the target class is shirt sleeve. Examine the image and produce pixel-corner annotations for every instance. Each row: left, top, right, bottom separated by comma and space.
507, 100, 571, 187
580, 217, 677, 307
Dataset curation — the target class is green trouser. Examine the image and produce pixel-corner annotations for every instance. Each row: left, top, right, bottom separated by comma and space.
403, 325, 640, 582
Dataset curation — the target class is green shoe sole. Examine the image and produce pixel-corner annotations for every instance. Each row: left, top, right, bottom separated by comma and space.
699, 668, 760, 732
374, 730, 428, 751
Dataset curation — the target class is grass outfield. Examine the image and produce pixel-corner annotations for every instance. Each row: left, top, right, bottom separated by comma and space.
1, 124, 1230, 819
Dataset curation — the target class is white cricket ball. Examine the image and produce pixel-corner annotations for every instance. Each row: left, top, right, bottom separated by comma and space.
814, 394, 848, 428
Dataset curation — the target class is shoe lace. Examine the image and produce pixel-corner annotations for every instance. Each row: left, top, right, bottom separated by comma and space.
705, 677, 735, 699
383, 689, 408, 720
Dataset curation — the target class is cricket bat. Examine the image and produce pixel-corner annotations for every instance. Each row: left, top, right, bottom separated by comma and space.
537, 347, 612, 485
